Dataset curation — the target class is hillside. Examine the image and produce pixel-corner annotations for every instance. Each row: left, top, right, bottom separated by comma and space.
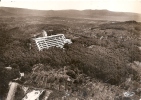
0, 8, 141, 99
0, 7, 140, 21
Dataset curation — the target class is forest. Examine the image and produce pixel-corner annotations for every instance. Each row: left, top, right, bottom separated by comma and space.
0, 9, 141, 99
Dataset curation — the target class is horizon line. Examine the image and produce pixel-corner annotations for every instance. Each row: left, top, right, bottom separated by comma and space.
1, 6, 140, 14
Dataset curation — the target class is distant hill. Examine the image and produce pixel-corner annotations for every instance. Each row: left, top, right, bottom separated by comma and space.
0, 9, 15, 16
0, 7, 140, 21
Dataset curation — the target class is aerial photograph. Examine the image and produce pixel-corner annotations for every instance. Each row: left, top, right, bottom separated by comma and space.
0, 0, 141, 100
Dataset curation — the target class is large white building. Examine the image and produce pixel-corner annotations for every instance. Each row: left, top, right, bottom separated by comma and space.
33, 34, 72, 51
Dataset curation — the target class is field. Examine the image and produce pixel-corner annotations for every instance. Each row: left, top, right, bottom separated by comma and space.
0, 7, 141, 99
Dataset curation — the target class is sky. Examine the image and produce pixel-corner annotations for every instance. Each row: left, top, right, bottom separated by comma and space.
0, 0, 141, 14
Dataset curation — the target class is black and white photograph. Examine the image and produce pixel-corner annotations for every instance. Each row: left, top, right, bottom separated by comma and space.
0, 0, 141, 99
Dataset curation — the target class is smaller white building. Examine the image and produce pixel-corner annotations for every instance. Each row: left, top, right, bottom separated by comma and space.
41, 30, 47, 37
